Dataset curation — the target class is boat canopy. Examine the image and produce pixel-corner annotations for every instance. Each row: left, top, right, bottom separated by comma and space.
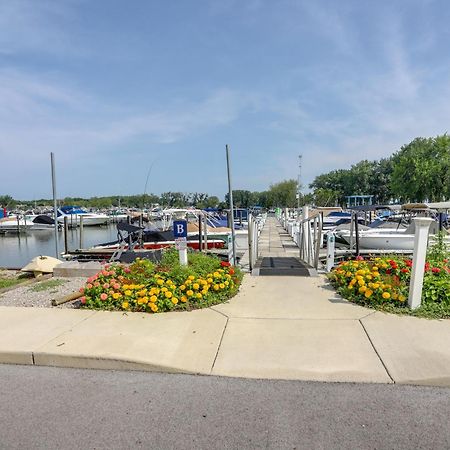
402, 202, 450, 211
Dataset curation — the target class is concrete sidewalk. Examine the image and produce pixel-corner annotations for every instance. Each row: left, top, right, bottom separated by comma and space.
1, 274, 450, 386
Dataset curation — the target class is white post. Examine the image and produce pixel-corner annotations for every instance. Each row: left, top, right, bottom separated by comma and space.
408, 217, 433, 309
179, 248, 188, 266
326, 232, 335, 272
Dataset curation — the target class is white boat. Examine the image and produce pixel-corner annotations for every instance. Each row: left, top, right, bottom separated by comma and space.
336, 221, 449, 251
0, 215, 55, 232
57, 206, 109, 226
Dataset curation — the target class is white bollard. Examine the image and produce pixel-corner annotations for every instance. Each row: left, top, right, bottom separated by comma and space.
408, 217, 433, 310
326, 232, 335, 272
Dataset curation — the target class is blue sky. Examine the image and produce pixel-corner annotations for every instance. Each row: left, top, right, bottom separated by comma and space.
1, 0, 450, 200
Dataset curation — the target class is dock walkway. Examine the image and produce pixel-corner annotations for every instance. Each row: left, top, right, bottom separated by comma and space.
253, 215, 313, 276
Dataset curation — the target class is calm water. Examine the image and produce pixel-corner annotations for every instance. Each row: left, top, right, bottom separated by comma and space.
0, 225, 118, 268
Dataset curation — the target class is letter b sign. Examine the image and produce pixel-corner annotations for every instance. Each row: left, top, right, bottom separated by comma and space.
173, 220, 187, 238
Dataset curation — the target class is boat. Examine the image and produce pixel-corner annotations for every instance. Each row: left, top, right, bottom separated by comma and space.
57, 206, 109, 226
0, 214, 55, 232
92, 228, 226, 252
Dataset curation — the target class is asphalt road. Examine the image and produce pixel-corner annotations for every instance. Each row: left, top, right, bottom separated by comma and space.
0, 364, 449, 449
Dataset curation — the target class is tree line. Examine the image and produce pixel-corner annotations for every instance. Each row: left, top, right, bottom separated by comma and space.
308, 134, 450, 206
3, 135, 449, 210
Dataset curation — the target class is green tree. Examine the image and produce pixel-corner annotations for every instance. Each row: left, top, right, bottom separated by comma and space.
0, 195, 16, 208
391, 135, 450, 202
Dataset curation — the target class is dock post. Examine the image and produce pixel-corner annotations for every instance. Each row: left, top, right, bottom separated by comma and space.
225, 144, 236, 265
248, 214, 253, 271
198, 214, 203, 252
50, 152, 59, 259
79, 216, 84, 249
64, 216, 69, 255
408, 217, 433, 309
203, 213, 208, 250
326, 232, 335, 272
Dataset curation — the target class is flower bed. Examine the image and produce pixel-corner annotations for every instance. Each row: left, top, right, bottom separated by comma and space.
79, 248, 242, 313
328, 252, 450, 319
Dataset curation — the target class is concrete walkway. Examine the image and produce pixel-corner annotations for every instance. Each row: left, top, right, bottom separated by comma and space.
1, 274, 450, 386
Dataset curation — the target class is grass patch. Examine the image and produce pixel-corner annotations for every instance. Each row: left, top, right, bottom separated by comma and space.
29, 279, 67, 293
0, 271, 31, 291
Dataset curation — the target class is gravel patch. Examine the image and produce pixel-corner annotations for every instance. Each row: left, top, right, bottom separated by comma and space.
0, 277, 86, 309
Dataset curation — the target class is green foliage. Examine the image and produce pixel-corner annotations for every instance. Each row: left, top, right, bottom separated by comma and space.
391, 135, 450, 202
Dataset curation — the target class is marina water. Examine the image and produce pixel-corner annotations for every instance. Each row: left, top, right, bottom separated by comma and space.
0, 225, 119, 268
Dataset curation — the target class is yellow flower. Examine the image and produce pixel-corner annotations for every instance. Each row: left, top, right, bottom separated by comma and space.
124, 290, 132, 297
364, 289, 373, 298
161, 287, 168, 293
366, 275, 372, 280
224, 281, 229, 286
165, 291, 173, 299
219, 283, 225, 289
122, 284, 129, 290
137, 298, 144, 305
180, 296, 187, 303
154, 288, 160, 295
172, 297, 178, 304
193, 283, 200, 290
357, 279, 365, 286
157, 279, 164, 285
201, 289, 208, 295
359, 286, 367, 293
188, 275, 195, 281
166, 279, 173, 285
372, 283, 380, 289
213, 272, 220, 278
187, 290, 194, 297
112, 292, 121, 300
213, 284, 219, 291
142, 296, 148, 304
398, 295, 406, 302
121, 301, 129, 309
382, 292, 391, 299
180, 285, 186, 291
348, 284, 354, 290
207, 278, 213, 284
150, 295, 157, 303
150, 303, 158, 312
196, 293, 202, 299
349, 279, 356, 286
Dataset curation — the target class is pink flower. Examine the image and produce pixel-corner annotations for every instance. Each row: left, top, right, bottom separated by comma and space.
432, 267, 441, 274
87, 277, 94, 283
102, 270, 109, 276
113, 283, 120, 290
103, 283, 110, 289
104, 264, 110, 270
100, 293, 108, 301
79, 287, 84, 293
94, 281, 100, 287
124, 267, 131, 273
87, 283, 93, 289
80, 296, 86, 304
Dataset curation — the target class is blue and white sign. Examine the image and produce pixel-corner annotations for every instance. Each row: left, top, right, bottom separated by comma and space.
173, 220, 188, 238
